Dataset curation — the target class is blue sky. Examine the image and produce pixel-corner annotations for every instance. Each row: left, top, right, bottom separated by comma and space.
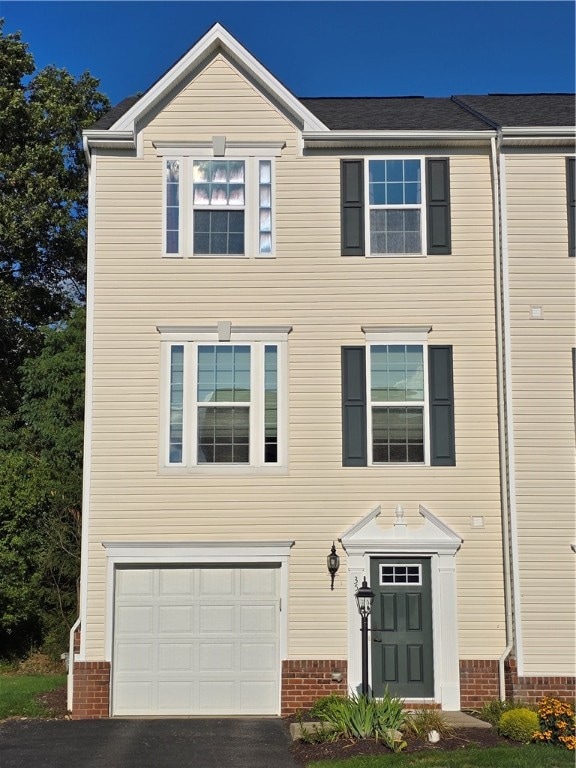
1, 1, 574, 105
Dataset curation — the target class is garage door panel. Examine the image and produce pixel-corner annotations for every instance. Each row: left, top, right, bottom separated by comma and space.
116, 643, 153, 671
199, 642, 235, 670
240, 642, 276, 670
241, 568, 277, 596
159, 569, 194, 595
240, 681, 276, 710
113, 566, 280, 716
158, 643, 193, 671
158, 682, 193, 710
116, 605, 153, 634
159, 605, 193, 633
199, 604, 235, 633
199, 568, 235, 596
240, 604, 276, 632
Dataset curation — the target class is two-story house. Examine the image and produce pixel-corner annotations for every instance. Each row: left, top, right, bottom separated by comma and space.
71, 24, 575, 718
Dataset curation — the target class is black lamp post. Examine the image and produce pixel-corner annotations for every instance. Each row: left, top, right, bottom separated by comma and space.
355, 577, 375, 696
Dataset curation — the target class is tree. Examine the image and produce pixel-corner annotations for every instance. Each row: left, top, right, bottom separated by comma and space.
0, 19, 108, 418
0, 308, 85, 656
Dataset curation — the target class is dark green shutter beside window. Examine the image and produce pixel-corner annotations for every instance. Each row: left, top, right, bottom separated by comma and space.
341, 161, 365, 256
428, 345, 455, 466
567, 159, 575, 257
342, 347, 367, 466
426, 159, 451, 255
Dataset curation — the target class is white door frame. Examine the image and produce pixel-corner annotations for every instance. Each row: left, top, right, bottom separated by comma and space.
341, 506, 462, 711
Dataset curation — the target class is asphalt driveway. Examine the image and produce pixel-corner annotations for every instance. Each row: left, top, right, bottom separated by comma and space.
0, 718, 299, 768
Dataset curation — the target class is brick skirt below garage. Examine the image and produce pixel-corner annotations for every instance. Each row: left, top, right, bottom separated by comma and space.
281, 660, 348, 715
71, 662, 110, 719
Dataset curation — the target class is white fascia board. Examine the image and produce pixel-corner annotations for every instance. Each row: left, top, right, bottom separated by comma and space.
500, 126, 576, 136
82, 129, 135, 156
303, 129, 495, 145
110, 24, 328, 133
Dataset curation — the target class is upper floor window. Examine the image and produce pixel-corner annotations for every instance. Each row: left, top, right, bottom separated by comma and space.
160, 325, 289, 472
163, 154, 275, 258
341, 158, 451, 257
368, 160, 422, 255
342, 329, 455, 467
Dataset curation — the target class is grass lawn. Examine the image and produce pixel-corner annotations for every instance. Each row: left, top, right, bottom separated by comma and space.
0, 674, 66, 719
307, 745, 574, 768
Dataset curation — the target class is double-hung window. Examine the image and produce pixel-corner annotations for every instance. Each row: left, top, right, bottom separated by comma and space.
368, 159, 423, 255
161, 326, 288, 471
341, 157, 451, 257
159, 141, 282, 258
342, 329, 455, 467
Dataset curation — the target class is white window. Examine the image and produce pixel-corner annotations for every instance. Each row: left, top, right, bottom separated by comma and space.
366, 158, 424, 256
364, 328, 430, 465
163, 155, 275, 258
160, 327, 288, 471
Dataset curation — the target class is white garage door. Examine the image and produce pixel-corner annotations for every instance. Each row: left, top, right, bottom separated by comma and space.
112, 566, 280, 716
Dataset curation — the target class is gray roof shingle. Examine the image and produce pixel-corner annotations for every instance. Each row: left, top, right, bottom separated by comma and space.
300, 97, 490, 131
455, 94, 575, 127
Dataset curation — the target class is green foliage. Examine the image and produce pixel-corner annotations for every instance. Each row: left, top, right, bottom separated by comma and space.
295, 710, 338, 744
477, 698, 531, 727
0, 674, 66, 719
498, 708, 540, 743
0, 19, 108, 417
404, 708, 454, 739
313, 692, 406, 745
306, 744, 576, 767
0, 308, 85, 657
310, 694, 348, 720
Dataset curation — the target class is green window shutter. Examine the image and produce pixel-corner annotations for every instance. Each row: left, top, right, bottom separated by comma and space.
428, 345, 455, 466
426, 159, 451, 255
567, 159, 575, 257
341, 161, 365, 256
342, 347, 367, 466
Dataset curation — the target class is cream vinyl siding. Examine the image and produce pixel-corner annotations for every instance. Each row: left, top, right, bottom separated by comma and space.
85, 55, 504, 661
504, 152, 576, 676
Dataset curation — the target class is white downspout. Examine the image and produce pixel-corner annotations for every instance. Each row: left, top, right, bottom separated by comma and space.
491, 135, 514, 700
67, 617, 81, 711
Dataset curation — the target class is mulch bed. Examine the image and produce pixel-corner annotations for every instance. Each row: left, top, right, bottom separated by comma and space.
35, 685, 69, 718
289, 722, 508, 765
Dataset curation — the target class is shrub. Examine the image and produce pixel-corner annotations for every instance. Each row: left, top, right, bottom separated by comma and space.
310, 694, 347, 721
533, 697, 576, 751
498, 707, 540, 742
404, 708, 454, 739
477, 698, 529, 726
314, 691, 406, 748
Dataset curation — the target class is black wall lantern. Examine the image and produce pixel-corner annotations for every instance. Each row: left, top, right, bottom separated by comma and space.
327, 542, 340, 590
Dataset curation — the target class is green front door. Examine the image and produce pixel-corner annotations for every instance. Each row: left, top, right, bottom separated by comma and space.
370, 557, 434, 698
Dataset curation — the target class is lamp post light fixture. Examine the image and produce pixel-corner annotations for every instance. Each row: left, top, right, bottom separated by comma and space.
327, 542, 340, 590
355, 577, 375, 696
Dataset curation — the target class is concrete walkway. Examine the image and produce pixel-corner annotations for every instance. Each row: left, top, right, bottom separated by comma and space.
0, 718, 299, 768
443, 710, 492, 728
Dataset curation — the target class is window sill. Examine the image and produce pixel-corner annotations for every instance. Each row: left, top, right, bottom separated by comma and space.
162, 253, 276, 260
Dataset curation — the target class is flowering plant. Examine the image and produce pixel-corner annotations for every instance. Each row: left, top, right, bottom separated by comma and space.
533, 696, 575, 750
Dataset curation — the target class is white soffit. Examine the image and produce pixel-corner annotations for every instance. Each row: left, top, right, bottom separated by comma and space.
110, 23, 328, 133
340, 504, 462, 554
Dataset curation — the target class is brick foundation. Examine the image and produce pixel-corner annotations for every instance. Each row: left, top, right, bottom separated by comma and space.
281, 659, 347, 715
506, 659, 575, 705
71, 661, 111, 719
459, 659, 500, 708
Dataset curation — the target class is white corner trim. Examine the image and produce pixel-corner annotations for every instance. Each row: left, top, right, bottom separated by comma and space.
111, 24, 327, 133
78, 152, 97, 661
